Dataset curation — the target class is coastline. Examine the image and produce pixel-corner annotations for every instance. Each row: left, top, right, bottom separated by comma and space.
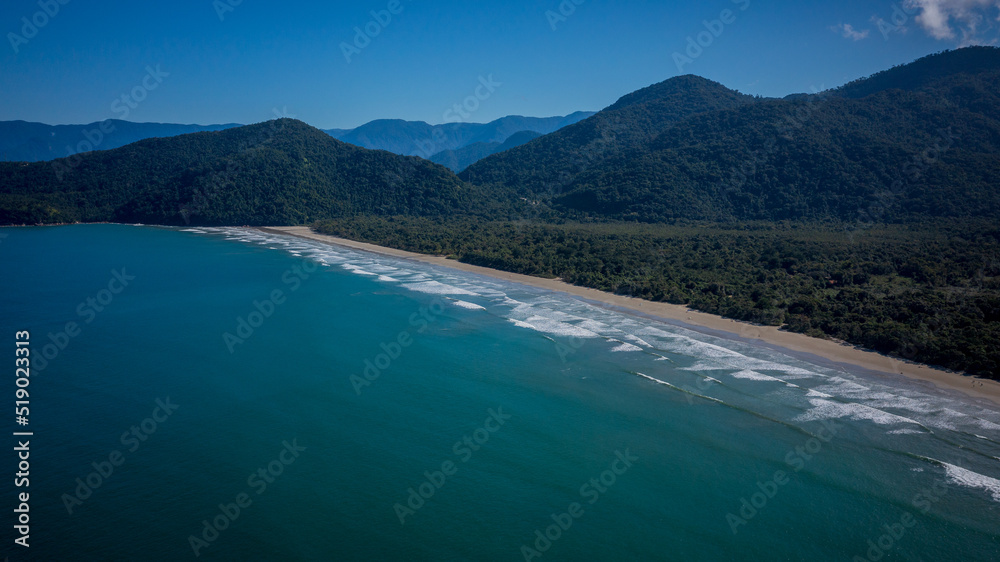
263, 226, 1000, 407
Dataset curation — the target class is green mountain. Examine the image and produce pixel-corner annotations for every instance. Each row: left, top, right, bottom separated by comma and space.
464, 47, 1000, 224
0, 119, 476, 226
459, 75, 756, 197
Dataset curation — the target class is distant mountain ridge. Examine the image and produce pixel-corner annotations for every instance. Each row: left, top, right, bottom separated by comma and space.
0, 112, 594, 167
0, 120, 242, 162
429, 130, 543, 172
323, 112, 594, 157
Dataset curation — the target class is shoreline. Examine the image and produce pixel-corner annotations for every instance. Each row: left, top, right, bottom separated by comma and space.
263, 226, 1000, 408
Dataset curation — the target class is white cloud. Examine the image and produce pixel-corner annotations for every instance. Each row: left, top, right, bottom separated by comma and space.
904, 0, 1000, 45
833, 23, 871, 40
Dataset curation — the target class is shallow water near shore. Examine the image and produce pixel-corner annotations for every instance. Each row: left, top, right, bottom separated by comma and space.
2, 224, 999, 561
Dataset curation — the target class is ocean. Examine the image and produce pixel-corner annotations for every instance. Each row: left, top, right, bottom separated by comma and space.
1, 224, 998, 561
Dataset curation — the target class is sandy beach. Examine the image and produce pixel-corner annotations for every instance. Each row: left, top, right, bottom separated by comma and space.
263, 226, 1000, 407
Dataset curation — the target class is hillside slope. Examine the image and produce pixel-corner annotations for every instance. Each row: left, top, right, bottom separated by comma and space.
0, 119, 476, 226
465, 47, 1000, 224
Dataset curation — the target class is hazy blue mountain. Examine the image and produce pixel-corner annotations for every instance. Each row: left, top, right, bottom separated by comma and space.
0, 120, 241, 162
429, 130, 543, 172
323, 112, 593, 157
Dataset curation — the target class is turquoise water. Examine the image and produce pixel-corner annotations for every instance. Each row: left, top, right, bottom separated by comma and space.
1, 224, 999, 561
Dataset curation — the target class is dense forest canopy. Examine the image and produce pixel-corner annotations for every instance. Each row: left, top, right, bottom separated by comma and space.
0, 119, 486, 225
462, 47, 1000, 223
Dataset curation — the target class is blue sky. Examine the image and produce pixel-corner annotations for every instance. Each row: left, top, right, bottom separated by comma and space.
1, 0, 998, 129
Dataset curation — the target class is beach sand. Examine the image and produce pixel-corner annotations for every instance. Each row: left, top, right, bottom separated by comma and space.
263, 226, 1000, 407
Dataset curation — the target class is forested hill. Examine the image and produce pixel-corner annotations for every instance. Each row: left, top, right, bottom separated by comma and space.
459, 75, 756, 195
0, 119, 477, 226
463, 47, 1000, 224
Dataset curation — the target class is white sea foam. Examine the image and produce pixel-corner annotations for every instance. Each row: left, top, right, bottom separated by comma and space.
519, 315, 600, 338
610, 341, 643, 352
342, 264, 377, 276
731, 370, 781, 382
625, 335, 652, 348
941, 462, 1000, 502
451, 300, 486, 311
634, 373, 723, 403
402, 281, 478, 296
635, 372, 672, 387
378, 275, 400, 283
796, 398, 922, 426
577, 319, 611, 333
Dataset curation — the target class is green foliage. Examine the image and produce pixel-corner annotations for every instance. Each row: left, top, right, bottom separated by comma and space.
464, 47, 1000, 224
460, 75, 755, 197
0, 119, 485, 226
315, 217, 1000, 378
